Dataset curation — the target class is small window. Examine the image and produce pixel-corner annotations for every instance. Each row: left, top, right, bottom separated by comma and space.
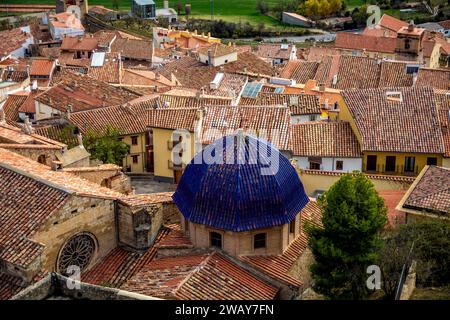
336, 160, 344, 171
404, 157, 415, 173
427, 157, 437, 166
404, 39, 411, 50
310, 162, 320, 170
254, 233, 266, 249
210, 232, 222, 248
131, 136, 138, 145
37, 154, 46, 164
132, 155, 139, 164
405, 65, 419, 75
289, 220, 296, 234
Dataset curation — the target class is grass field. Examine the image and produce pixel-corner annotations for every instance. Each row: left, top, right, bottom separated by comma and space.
2, 0, 366, 27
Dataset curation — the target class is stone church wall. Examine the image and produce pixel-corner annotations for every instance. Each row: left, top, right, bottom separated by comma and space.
32, 196, 117, 273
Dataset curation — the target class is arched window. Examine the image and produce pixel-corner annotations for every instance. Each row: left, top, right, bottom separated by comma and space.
210, 232, 222, 248
254, 233, 267, 249
37, 154, 46, 164
57, 233, 97, 275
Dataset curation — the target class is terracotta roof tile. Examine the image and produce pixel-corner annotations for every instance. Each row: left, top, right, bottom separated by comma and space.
342, 87, 444, 153
111, 38, 152, 61
378, 14, 408, 32
29, 58, 55, 77
290, 121, 361, 157
197, 43, 237, 58
35, 71, 139, 113
60, 36, 97, 52
239, 92, 321, 115
0, 27, 31, 59
403, 166, 450, 214
335, 32, 397, 54
122, 251, 279, 300
415, 68, 450, 90
69, 95, 159, 135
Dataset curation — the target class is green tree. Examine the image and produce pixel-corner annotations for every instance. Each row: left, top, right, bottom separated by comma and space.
306, 173, 387, 299
175, 2, 183, 15
83, 124, 130, 166
112, 0, 120, 11
256, 0, 270, 14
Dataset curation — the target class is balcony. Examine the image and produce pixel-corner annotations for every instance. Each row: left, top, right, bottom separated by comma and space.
362, 163, 419, 176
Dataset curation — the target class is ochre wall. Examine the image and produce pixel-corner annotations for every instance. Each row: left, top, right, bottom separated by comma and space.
121, 133, 146, 173
299, 170, 414, 197
363, 152, 443, 175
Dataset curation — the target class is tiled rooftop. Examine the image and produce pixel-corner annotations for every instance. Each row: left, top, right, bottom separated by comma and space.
290, 121, 361, 158
122, 251, 279, 300
342, 87, 444, 154
402, 166, 450, 215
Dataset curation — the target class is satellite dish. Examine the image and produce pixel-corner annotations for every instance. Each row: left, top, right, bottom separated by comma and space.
66, 5, 81, 19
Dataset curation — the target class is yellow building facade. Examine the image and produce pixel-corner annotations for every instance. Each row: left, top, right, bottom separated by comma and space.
152, 128, 196, 183
121, 133, 147, 173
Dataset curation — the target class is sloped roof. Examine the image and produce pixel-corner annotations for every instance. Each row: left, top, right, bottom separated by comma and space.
415, 68, 450, 90
402, 166, 450, 214
335, 32, 397, 54
173, 133, 310, 232
121, 251, 279, 300
197, 43, 237, 58
239, 92, 321, 115
29, 58, 55, 77
342, 87, 444, 154
0, 164, 69, 268
378, 14, 408, 32
69, 96, 159, 135
290, 121, 361, 158
35, 71, 138, 113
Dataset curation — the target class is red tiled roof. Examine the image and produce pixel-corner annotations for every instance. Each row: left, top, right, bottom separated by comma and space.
122, 251, 279, 300
35, 71, 139, 113
29, 58, 55, 77
290, 121, 361, 158
435, 90, 450, 157
0, 164, 69, 268
415, 68, 450, 90
335, 32, 397, 54
402, 166, 450, 215
239, 92, 321, 115
0, 273, 26, 300
146, 107, 198, 132
378, 14, 408, 32
279, 60, 320, 83
1, 93, 27, 125
0, 27, 31, 59
111, 37, 152, 61
61, 36, 98, 52
81, 227, 171, 287
69, 95, 159, 135
342, 87, 444, 154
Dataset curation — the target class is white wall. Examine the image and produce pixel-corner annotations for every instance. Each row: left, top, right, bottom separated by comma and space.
295, 156, 362, 172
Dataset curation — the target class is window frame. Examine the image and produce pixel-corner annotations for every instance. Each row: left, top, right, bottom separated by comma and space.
210, 232, 222, 248
336, 160, 344, 171
253, 233, 267, 249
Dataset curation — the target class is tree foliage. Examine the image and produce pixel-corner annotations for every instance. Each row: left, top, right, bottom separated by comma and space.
306, 173, 387, 299
256, 0, 270, 14
378, 219, 450, 294
299, 0, 342, 18
83, 125, 130, 166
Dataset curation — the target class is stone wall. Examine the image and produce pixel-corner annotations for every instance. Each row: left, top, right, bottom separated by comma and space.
2, 147, 58, 166
32, 196, 117, 273
117, 203, 163, 250
161, 202, 181, 224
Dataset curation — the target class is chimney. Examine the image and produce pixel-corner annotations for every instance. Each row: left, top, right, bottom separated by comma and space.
408, 22, 414, 32
22, 116, 35, 134
164, 0, 169, 9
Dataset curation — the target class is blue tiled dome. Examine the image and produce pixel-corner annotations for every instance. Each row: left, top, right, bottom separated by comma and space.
172, 133, 309, 232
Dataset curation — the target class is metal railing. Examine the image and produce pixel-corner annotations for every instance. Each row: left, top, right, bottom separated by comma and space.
362, 163, 419, 176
